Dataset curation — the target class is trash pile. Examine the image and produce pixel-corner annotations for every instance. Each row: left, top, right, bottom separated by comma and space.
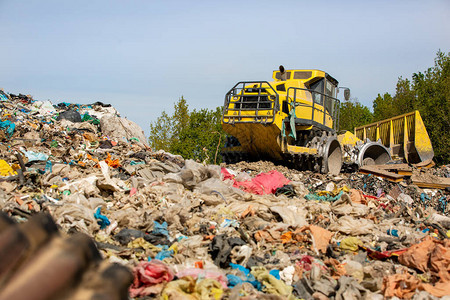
0, 89, 449, 299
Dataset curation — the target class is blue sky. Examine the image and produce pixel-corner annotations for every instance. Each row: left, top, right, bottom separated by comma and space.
1, 0, 449, 136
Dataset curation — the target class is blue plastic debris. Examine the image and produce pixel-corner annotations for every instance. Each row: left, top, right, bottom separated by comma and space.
437, 196, 447, 213
152, 221, 169, 237
269, 269, 280, 280
386, 229, 399, 237
226, 274, 245, 287
0, 120, 15, 137
154, 249, 174, 261
228, 263, 262, 290
23, 150, 49, 162
176, 235, 188, 242
147, 245, 174, 261
45, 160, 53, 173
94, 207, 111, 229
0, 92, 8, 101
220, 219, 240, 228
420, 193, 431, 209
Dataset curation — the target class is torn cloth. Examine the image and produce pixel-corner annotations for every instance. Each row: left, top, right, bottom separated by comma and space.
176, 268, 228, 289
209, 234, 246, 268
298, 225, 334, 253
221, 169, 290, 195
383, 273, 450, 299
129, 260, 174, 298
398, 236, 450, 282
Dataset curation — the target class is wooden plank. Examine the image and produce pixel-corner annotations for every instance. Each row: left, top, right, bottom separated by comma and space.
359, 165, 404, 182
375, 164, 410, 170
397, 170, 413, 176
413, 159, 435, 169
412, 173, 450, 189
412, 182, 450, 189
373, 164, 413, 176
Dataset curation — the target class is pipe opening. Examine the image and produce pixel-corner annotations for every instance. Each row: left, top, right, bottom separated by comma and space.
361, 144, 391, 165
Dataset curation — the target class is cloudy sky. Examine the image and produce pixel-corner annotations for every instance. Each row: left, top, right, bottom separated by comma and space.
1, 0, 449, 136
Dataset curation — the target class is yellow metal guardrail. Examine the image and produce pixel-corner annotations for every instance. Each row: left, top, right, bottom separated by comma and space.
354, 111, 434, 164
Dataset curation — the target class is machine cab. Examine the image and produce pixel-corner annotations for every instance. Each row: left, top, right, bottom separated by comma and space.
272, 69, 338, 103
271, 69, 340, 131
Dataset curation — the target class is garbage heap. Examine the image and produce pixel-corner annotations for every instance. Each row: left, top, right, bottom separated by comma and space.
0, 90, 449, 300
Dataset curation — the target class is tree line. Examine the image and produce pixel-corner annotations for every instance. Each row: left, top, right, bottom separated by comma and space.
340, 50, 449, 165
149, 51, 449, 165
148, 96, 226, 164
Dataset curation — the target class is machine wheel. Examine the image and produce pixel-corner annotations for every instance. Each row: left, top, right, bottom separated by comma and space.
321, 137, 342, 175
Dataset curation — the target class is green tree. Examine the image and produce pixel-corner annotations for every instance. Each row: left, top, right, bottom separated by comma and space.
410, 50, 450, 164
373, 50, 450, 164
171, 96, 190, 143
149, 97, 226, 164
339, 99, 373, 132
172, 107, 225, 163
169, 96, 191, 153
148, 110, 173, 152
393, 77, 415, 114
373, 92, 395, 121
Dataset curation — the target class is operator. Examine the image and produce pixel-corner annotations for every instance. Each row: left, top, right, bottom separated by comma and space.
279, 65, 287, 81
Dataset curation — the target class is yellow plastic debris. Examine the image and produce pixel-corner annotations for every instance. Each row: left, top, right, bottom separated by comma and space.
317, 186, 349, 197
251, 266, 295, 299
168, 242, 178, 255
127, 237, 160, 252
0, 160, 17, 177
340, 237, 363, 252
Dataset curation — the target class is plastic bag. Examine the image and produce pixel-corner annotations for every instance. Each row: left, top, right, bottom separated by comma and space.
270, 206, 307, 227
0, 120, 15, 137
22, 150, 49, 162
329, 216, 375, 235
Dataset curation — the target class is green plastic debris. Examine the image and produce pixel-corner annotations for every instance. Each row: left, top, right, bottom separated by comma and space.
305, 190, 344, 202
82, 113, 93, 122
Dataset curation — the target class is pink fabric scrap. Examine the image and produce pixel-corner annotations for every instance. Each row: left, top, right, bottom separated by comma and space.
129, 260, 174, 297
176, 268, 228, 289
221, 168, 290, 195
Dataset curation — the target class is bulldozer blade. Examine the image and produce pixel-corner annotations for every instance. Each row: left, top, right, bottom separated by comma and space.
354, 111, 434, 164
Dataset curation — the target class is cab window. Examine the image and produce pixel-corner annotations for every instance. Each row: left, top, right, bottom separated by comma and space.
275, 71, 291, 80
309, 79, 324, 105
325, 81, 336, 98
324, 80, 337, 116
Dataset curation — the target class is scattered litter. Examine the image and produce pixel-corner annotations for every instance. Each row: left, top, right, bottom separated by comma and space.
0, 91, 448, 299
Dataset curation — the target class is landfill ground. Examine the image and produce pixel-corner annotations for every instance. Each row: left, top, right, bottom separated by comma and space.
0, 91, 449, 300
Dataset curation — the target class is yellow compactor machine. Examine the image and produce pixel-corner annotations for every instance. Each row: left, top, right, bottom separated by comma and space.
221, 68, 434, 174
